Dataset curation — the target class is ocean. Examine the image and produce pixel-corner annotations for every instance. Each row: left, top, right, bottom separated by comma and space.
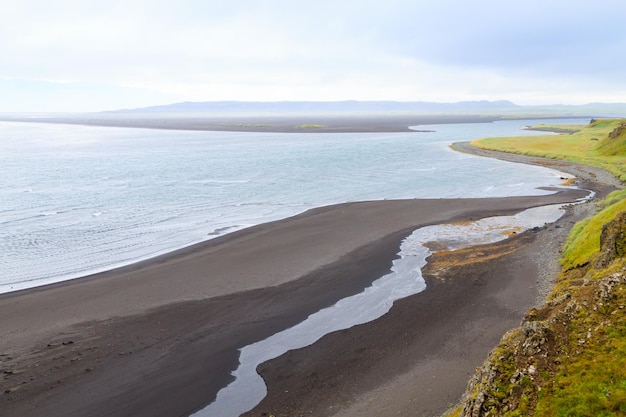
0, 118, 584, 293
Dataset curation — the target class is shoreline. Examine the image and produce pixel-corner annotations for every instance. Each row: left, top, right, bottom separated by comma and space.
451, 141, 623, 191
0, 190, 591, 417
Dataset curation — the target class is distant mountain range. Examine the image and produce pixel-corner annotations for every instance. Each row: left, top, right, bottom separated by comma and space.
109, 100, 626, 116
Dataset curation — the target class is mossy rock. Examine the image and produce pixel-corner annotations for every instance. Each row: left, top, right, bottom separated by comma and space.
595, 211, 626, 269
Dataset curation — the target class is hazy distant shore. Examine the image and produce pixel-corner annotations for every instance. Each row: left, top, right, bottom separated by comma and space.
0, 113, 577, 133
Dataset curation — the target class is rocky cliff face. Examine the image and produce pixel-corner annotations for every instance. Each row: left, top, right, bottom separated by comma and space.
608, 123, 626, 140
595, 211, 626, 269
456, 212, 626, 417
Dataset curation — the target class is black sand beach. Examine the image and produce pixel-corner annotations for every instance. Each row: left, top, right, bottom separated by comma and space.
0, 189, 594, 417
0, 120, 617, 417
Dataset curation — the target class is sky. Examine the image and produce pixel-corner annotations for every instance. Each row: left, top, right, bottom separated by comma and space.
1, 0, 626, 112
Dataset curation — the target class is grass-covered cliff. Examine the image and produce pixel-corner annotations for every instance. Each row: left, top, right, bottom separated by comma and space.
447, 118, 626, 416
475, 118, 626, 182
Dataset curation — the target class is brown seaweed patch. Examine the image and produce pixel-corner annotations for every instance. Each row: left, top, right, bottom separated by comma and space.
423, 234, 530, 280
561, 177, 576, 187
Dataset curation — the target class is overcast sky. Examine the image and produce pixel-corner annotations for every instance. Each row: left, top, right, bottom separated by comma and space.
2, 0, 626, 112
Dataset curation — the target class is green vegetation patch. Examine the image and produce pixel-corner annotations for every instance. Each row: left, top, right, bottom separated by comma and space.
295, 124, 324, 129
561, 198, 626, 270
527, 124, 582, 134
600, 189, 626, 210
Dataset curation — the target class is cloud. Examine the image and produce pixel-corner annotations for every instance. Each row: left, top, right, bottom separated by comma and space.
1, 0, 626, 111
0, 78, 180, 113
378, 0, 626, 77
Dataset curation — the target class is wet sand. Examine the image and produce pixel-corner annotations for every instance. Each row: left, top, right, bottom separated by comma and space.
0, 188, 591, 417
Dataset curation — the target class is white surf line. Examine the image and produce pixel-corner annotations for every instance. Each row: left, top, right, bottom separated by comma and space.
192, 203, 570, 417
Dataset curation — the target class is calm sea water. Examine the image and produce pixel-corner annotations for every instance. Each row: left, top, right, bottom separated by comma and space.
0, 118, 584, 293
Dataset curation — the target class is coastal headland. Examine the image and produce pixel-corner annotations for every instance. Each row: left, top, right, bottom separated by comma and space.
1, 119, 617, 417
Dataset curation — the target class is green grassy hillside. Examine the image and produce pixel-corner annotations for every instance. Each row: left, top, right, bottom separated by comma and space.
472, 119, 626, 181
448, 119, 626, 417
